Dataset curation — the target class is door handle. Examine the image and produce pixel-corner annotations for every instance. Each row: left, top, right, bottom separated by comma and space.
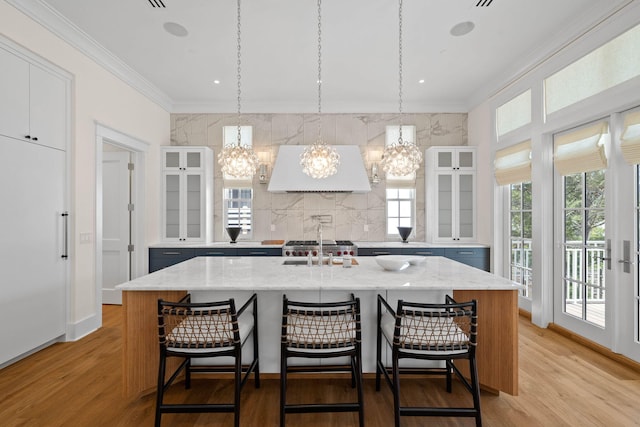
61, 212, 69, 259
619, 240, 633, 273
601, 239, 612, 270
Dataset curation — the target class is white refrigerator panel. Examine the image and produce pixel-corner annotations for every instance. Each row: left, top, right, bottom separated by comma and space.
0, 135, 66, 365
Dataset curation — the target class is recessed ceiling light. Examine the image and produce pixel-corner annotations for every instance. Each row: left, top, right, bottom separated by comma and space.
163, 22, 189, 37
213, 80, 220, 85
418, 79, 425, 84
450, 21, 475, 37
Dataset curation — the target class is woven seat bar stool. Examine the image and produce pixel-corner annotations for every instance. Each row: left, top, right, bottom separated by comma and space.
280, 293, 364, 427
155, 293, 260, 427
376, 294, 481, 427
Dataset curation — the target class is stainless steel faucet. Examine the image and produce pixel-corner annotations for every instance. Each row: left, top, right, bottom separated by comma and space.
317, 222, 323, 267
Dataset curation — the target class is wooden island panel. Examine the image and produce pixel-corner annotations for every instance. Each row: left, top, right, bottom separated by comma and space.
453, 289, 519, 396
122, 290, 186, 398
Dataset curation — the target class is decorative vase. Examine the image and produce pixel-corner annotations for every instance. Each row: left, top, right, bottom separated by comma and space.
397, 226, 412, 243
225, 227, 241, 244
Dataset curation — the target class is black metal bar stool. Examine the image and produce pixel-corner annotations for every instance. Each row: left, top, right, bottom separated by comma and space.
376, 294, 481, 427
155, 293, 260, 427
280, 293, 364, 427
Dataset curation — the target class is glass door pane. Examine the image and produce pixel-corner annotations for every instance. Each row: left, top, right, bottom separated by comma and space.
458, 173, 474, 238
164, 151, 180, 169
437, 174, 453, 238
458, 150, 474, 169
186, 151, 201, 169
164, 174, 180, 238
562, 170, 606, 328
185, 173, 201, 238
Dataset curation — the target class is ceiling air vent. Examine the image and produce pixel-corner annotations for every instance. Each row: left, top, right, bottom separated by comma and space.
476, 0, 494, 6
148, 0, 166, 7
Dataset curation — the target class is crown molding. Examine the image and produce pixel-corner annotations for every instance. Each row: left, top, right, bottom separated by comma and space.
7, 0, 174, 112
171, 100, 468, 114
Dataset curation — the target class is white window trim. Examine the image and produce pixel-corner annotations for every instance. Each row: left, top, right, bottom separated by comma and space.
222, 187, 253, 240
385, 188, 416, 238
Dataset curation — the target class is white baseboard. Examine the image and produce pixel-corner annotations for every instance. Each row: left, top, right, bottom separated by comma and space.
66, 312, 101, 341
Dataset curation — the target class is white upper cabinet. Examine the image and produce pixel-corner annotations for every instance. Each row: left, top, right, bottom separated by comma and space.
0, 46, 67, 151
426, 147, 476, 243
161, 147, 213, 243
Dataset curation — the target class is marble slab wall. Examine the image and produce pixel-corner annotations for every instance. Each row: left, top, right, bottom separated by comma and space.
170, 113, 467, 242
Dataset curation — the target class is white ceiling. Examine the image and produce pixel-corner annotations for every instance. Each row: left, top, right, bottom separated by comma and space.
10, 0, 632, 113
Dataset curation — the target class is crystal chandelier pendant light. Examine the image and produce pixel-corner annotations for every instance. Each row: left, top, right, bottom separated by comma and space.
300, 0, 340, 179
218, 0, 259, 179
380, 0, 422, 177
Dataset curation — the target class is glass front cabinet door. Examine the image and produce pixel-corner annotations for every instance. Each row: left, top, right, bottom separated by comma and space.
161, 147, 213, 243
425, 147, 476, 242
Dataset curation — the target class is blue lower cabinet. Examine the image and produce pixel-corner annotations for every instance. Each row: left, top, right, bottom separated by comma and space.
358, 248, 403, 256
401, 248, 444, 256
444, 248, 490, 271
149, 246, 283, 272
358, 246, 489, 271
149, 248, 195, 273
195, 248, 237, 257
237, 247, 281, 256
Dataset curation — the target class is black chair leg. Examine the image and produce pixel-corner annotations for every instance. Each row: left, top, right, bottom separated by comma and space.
253, 303, 261, 389
184, 357, 191, 389
155, 354, 166, 427
446, 359, 452, 393
392, 352, 401, 427
375, 298, 382, 391
234, 353, 242, 427
355, 353, 365, 427
280, 349, 287, 427
470, 356, 482, 427
351, 356, 357, 388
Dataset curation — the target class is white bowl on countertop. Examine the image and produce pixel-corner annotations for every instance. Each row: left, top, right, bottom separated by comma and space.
375, 255, 411, 271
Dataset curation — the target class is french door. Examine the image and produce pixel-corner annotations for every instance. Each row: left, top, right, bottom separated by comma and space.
555, 169, 610, 346
554, 116, 640, 362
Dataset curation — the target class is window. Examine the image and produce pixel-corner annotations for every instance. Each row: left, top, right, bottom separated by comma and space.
545, 23, 640, 116
496, 90, 532, 137
222, 126, 254, 239
510, 182, 533, 298
223, 188, 253, 238
386, 188, 415, 236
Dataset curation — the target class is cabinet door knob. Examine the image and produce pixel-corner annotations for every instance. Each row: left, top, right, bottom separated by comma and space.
25, 135, 31, 139
32, 137, 38, 141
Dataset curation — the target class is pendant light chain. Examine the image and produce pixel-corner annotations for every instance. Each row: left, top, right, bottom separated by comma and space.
299, 0, 340, 179
236, 0, 242, 146
217, 0, 259, 178
379, 0, 422, 177
317, 0, 322, 141
398, 0, 403, 143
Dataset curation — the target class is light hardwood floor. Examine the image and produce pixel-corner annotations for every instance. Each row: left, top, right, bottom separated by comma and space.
1, 305, 639, 426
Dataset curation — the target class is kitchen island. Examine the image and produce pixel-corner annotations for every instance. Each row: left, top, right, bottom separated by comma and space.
117, 256, 523, 398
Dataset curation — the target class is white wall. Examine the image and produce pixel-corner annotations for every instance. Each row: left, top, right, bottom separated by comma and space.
0, 2, 169, 329
468, 103, 493, 249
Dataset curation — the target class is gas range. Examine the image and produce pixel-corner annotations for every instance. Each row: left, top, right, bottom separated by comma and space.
282, 240, 357, 257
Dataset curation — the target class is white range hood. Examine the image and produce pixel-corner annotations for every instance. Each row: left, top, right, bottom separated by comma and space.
267, 145, 371, 193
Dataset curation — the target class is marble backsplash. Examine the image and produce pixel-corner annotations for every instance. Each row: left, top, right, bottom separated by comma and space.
170, 113, 467, 242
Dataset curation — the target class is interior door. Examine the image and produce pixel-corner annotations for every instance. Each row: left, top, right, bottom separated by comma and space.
102, 150, 130, 305
0, 135, 66, 365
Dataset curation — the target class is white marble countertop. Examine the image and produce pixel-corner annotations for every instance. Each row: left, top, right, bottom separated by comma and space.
117, 256, 521, 291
